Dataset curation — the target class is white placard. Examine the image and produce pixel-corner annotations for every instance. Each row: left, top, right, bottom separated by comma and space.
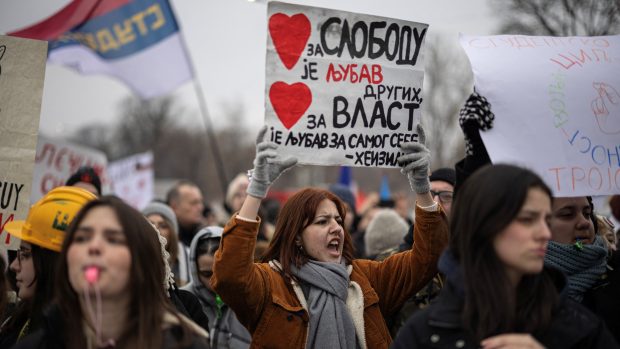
107, 152, 154, 210
265, 2, 428, 168
30, 136, 108, 202
0, 35, 47, 249
460, 34, 620, 197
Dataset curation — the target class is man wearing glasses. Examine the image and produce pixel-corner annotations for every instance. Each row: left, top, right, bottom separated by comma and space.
428, 168, 455, 218
399, 167, 455, 252
388, 168, 455, 336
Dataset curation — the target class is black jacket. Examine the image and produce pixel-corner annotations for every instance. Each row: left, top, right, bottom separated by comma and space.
455, 150, 620, 344
10, 305, 210, 349
170, 286, 210, 332
583, 249, 620, 344
391, 269, 619, 349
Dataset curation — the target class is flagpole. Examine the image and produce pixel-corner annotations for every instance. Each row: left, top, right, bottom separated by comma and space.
173, 14, 229, 199
190, 78, 229, 198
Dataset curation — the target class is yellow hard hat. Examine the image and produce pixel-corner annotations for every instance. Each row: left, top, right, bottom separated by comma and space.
4, 186, 97, 252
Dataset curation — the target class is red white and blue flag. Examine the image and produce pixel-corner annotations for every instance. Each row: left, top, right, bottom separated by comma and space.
10, 0, 192, 99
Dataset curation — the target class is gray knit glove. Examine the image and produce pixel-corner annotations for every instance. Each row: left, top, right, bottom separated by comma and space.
246, 126, 298, 199
397, 124, 431, 194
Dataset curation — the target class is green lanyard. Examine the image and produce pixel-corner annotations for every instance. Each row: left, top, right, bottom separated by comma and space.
215, 294, 225, 319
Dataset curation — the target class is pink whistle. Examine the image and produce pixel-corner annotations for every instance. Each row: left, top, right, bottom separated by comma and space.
85, 266, 99, 284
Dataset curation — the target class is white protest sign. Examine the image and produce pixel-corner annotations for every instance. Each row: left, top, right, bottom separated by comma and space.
265, 2, 427, 168
30, 136, 108, 202
460, 34, 620, 197
107, 152, 154, 210
0, 35, 47, 249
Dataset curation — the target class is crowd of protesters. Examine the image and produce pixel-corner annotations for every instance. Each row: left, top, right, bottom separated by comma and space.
1, 90, 620, 349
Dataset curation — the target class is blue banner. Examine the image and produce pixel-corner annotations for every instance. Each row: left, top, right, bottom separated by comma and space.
50, 0, 179, 60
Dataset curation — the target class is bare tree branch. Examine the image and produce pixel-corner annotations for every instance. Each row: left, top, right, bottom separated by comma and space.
492, 0, 620, 36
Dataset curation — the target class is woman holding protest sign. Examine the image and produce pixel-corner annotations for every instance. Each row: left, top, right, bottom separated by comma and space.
392, 164, 618, 349
12, 196, 210, 349
211, 125, 448, 348
0, 187, 96, 347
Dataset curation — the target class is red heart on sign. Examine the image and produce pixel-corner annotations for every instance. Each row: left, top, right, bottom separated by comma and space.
269, 82, 312, 130
269, 13, 311, 70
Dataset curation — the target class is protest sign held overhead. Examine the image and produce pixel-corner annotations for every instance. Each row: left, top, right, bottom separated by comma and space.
0, 35, 47, 249
460, 34, 620, 197
265, 2, 428, 168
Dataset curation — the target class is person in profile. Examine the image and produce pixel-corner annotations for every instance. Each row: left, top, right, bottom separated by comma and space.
0, 187, 96, 347
393, 164, 618, 349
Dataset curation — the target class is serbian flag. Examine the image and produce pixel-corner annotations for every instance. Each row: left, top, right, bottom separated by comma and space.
9, 0, 192, 99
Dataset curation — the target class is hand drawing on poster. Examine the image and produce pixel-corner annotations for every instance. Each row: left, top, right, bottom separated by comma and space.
265, 2, 428, 168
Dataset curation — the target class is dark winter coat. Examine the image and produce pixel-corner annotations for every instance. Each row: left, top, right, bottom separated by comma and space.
391, 267, 619, 349
10, 305, 210, 349
583, 249, 620, 344
170, 286, 210, 332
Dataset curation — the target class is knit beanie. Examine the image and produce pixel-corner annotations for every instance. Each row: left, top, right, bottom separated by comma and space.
65, 166, 102, 195
365, 209, 408, 257
328, 184, 356, 214
429, 168, 456, 187
142, 201, 179, 235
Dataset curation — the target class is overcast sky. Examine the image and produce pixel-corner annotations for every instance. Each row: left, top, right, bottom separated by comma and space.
0, 0, 499, 138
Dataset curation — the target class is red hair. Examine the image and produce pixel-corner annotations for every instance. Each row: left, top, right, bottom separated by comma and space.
261, 188, 355, 280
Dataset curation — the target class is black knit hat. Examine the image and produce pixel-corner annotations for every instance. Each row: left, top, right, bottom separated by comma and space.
429, 168, 456, 187
65, 166, 102, 195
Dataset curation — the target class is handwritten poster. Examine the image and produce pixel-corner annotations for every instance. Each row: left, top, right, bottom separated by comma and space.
30, 136, 108, 202
460, 34, 620, 197
265, 2, 428, 168
0, 35, 47, 249
107, 152, 154, 210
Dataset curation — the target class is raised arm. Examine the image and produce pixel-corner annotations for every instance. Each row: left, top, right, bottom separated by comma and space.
354, 124, 449, 315
239, 126, 298, 219
212, 126, 297, 330
399, 124, 433, 207
454, 91, 494, 195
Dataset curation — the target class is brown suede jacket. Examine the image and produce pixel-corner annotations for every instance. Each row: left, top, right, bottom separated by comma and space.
212, 205, 448, 349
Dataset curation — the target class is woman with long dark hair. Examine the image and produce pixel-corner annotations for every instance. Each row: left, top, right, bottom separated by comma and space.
212, 126, 449, 348
0, 187, 96, 348
0, 245, 58, 346
392, 164, 618, 348
456, 91, 620, 343
13, 196, 209, 349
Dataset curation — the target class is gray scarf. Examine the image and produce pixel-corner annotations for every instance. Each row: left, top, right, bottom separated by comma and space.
289, 260, 357, 349
545, 235, 608, 302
